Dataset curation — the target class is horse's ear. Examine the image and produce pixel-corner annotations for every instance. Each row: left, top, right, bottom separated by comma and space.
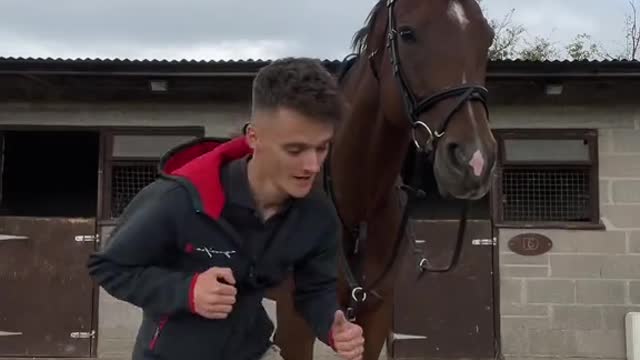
242, 122, 250, 135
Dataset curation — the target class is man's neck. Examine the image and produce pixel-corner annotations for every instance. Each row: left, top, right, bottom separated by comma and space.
246, 157, 289, 220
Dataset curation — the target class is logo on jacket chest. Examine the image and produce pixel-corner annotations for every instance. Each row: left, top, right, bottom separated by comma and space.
184, 243, 236, 259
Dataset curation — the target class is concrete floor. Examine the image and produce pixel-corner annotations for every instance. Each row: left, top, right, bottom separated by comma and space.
262, 299, 388, 360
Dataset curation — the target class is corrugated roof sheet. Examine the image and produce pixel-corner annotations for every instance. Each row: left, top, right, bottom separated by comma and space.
1, 56, 638, 65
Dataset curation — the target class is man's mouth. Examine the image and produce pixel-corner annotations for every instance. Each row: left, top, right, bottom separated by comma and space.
293, 175, 312, 182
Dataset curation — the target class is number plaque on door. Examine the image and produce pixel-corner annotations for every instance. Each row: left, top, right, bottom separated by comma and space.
508, 233, 553, 256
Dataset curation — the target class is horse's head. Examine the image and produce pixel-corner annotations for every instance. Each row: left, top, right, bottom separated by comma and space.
353, 0, 496, 200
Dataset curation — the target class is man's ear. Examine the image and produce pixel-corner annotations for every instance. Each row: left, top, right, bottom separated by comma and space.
244, 122, 257, 150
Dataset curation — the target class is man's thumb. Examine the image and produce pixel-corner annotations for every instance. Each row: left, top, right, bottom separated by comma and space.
334, 310, 348, 327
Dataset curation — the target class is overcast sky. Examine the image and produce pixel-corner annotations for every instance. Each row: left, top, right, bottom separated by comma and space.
0, 0, 635, 61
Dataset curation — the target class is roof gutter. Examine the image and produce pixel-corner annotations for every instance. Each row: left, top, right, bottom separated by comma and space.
487, 72, 640, 79
0, 70, 259, 77
1, 70, 640, 79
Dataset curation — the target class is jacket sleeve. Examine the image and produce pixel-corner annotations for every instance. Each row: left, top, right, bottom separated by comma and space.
87, 183, 196, 316
292, 210, 340, 347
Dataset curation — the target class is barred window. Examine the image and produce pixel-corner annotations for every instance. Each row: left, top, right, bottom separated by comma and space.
110, 162, 158, 218
102, 128, 204, 219
493, 129, 601, 229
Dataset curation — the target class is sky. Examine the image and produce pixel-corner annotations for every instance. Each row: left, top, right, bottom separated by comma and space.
0, 0, 635, 61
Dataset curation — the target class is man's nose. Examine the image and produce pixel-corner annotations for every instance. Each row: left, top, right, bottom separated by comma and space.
303, 152, 322, 173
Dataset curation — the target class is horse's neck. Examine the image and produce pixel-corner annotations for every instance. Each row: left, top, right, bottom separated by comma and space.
329, 59, 410, 226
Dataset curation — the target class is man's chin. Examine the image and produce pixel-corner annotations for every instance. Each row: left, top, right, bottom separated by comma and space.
288, 187, 312, 198
285, 182, 314, 198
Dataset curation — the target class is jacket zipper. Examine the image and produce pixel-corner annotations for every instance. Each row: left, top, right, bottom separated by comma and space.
149, 316, 170, 350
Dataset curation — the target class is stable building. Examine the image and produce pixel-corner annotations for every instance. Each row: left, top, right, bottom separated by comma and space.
0, 57, 639, 360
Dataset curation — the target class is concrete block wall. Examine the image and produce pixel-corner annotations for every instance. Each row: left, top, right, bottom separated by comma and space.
494, 105, 640, 360
0, 101, 250, 137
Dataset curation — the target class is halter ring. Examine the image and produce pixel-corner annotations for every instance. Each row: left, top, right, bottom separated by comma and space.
351, 287, 368, 302
412, 121, 435, 150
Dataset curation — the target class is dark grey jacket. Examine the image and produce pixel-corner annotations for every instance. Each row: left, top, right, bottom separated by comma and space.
87, 136, 340, 360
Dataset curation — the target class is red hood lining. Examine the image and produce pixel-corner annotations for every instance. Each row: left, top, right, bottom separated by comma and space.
159, 136, 253, 220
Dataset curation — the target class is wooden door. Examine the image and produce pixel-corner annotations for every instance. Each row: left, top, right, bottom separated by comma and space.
388, 219, 497, 360
0, 217, 96, 357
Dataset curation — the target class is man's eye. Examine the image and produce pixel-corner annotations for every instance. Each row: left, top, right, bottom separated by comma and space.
286, 147, 303, 155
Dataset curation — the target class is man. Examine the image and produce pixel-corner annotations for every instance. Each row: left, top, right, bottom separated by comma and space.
87, 57, 364, 360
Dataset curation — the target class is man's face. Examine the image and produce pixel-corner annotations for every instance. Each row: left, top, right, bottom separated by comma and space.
246, 107, 334, 198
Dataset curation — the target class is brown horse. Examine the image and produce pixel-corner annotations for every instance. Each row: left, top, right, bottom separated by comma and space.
268, 0, 497, 359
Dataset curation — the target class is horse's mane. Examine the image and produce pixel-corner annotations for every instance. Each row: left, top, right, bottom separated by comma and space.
351, 0, 386, 54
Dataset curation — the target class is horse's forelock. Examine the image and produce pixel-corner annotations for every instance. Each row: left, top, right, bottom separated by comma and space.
351, 0, 386, 54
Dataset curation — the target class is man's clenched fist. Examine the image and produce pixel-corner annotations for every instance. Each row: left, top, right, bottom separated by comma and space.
331, 310, 364, 360
193, 267, 237, 319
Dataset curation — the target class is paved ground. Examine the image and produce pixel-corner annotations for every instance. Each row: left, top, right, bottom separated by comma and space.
312, 341, 388, 360
263, 299, 388, 360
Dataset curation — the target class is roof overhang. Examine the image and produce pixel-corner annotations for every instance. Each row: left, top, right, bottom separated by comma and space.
1, 57, 639, 104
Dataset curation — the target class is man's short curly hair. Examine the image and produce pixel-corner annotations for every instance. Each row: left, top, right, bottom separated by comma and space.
251, 57, 345, 126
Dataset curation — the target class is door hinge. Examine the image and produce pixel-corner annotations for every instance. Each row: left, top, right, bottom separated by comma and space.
0, 330, 23, 337
70, 330, 95, 339
472, 237, 496, 246
0, 234, 28, 242
75, 234, 99, 243
389, 332, 428, 341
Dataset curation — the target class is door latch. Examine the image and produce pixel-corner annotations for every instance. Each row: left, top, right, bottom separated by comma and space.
472, 237, 496, 246
70, 330, 95, 339
75, 234, 99, 243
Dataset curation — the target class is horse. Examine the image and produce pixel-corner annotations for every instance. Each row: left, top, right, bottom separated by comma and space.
267, 0, 497, 359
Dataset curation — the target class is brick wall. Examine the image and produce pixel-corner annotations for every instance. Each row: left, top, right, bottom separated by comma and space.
494, 105, 640, 360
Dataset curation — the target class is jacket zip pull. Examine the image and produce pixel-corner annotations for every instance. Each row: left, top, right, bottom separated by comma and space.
149, 327, 161, 350
149, 317, 169, 350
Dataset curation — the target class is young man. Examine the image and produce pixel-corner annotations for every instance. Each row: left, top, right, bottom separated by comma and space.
87, 57, 364, 360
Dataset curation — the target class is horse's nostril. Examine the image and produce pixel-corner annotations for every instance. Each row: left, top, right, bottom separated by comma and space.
447, 143, 466, 169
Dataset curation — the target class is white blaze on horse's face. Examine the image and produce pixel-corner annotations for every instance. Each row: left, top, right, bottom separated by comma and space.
469, 149, 485, 177
465, 100, 485, 177
448, 0, 470, 30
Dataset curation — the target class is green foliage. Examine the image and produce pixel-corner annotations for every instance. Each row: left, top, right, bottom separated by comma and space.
566, 33, 604, 61
480, 0, 639, 61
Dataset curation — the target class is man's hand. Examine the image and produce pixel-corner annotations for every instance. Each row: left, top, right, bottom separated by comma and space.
193, 267, 237, 319
330, 310, 364, 360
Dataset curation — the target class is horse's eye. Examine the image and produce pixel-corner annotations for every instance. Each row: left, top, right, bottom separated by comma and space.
398, 27, 416, 42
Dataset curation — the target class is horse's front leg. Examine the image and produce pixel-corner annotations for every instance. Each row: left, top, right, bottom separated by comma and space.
268, 276, 316, 360
356, 299, 393, 360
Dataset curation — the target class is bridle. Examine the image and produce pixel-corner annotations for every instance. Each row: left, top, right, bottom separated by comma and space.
375, 0, 489, 151
324, 0, 491, 321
